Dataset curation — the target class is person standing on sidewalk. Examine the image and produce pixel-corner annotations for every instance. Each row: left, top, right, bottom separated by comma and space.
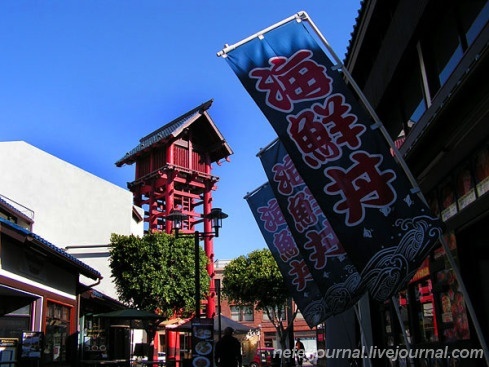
295, 339, 305, 367
215, 327, 242, 367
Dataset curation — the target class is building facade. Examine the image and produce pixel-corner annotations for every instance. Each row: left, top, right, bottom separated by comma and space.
0, 141, 144, 300
344, 1, 489, 367
0, 140, 146, 365
0, 197, 102, 365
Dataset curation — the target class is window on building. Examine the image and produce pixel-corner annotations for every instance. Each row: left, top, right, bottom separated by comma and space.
412, 279, 439, 343
377, 51, 425, 138
421, 5, 464, 92
264, 305, 287, 322
179, 332, 192, 359
377, 94, 404, 140
460, 0, 489, 46
44, 301, 72, 363
230, 305, 254, 322
0, 305, 31, 340
432, 233, 471, 343
399, 54, 426, 128
397, 291, 411, 346
419, 1, 488, 99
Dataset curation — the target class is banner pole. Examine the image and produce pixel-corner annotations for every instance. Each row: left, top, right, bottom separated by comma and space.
243, 182, 269, 201
391, 295, 414, 367
353, 304, 372, 367
217, 12, 303, 57
256, 138, 279, 158
301, 12, 489, 365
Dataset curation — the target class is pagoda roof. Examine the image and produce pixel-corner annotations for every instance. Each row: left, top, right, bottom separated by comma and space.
115, 99, 233, 167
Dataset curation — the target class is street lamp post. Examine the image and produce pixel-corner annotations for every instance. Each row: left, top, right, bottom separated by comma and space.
166, 208, 228, 319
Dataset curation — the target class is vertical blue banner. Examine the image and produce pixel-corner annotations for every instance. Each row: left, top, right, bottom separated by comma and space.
246, 183, 331, 327
224, 18, 443, 301
259, 139, 364, 312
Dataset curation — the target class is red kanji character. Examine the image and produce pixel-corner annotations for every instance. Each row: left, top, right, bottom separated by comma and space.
289, 259, 313, 292
303, 187, 323, 218
258, 199, 285, 232
250, 50, 333, 112
272, 155, 304, 195
288, 190, 318, 233
325, 151, 397, 226
304, 220, 344, 269
287, 109, 340, 168
313, 94, 366, 149
273, 228, 299, 262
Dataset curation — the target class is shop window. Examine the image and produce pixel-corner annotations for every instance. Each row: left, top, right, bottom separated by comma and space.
45, 301, 72, 363
397, 291, 411, 346
426, 142, 489, 224
413, 279, 439, 343
382, 306, 395, 347
426, 190, 441, 218
435, 268, 471, 342
84, 317, 107, 356
432, 234, 471, 343
474, 144, 489, 197
381, 291, 412, 349
439, 177, 458, 222
0, 305, 31, 340
455, 163, 476, 211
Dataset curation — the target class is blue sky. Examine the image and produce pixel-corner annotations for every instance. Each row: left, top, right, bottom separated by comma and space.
0, 1, 362, 260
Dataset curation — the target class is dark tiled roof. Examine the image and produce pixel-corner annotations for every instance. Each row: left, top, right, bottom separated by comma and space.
0, 196, 34, 223
115, 99, 216, 167
0, 217, 102, 280
344, 0, 367, 64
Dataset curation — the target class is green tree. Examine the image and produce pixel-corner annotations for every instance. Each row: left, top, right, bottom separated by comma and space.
222, 249, 297, 353
109, 232, 210, 319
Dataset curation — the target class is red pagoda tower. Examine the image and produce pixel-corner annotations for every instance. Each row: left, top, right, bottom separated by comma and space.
115, 99, 233, 318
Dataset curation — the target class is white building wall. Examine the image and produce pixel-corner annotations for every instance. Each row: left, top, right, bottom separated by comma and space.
0, 140, 143, 300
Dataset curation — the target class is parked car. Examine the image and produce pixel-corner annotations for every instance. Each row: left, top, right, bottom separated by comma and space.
250, 348, 278, 367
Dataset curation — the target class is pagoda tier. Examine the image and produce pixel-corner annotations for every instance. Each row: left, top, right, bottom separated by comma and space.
116, 99, 233, 318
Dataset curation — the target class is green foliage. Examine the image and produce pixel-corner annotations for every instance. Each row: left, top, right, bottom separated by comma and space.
222, 249, 295, 352
222, 248, 289, 310
109, 232, 209, 318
